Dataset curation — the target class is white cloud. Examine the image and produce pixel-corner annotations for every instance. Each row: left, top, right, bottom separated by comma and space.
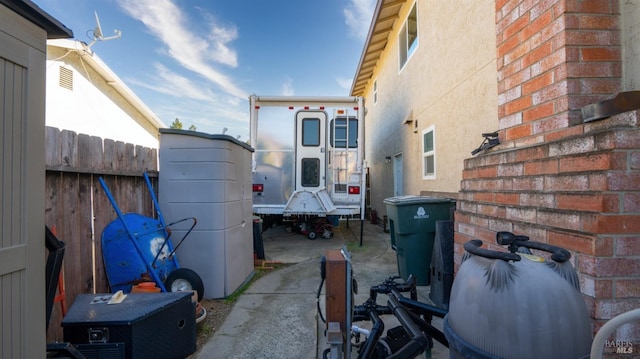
117, 0, 247, 99
344, 0, 376, 40
281, 77, 295, 96
336, 76, 353, 90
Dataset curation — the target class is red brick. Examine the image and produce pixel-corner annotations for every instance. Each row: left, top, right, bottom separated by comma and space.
515, 145, 548, 161
594, 278, 613, 298
616, 236, 640, 256
616, 279, 640, 298
523, 42, 553, 68
504, 69, 532, 91
462, 168, 476, 180
538, 210, 581, 231
594, 236, 614, 256
544, 125, 584, 142
532, 80, 570, 104
592, 214, 640, 234
567, 62, 618, 77
495, 0, 510, 13
520, 193, 555, 208
631, 152, 640, 170
609, 129, 640, 149
506, 123, 533, 140
497, 34, 522, 58
566, 0, 616, 14
497, 163, 524, 176
522, 11, 553, 40
581, 47, 620, 61
474, 192, 496, 203
581, 78, 620, 94
578, 256, 640, 277
594, 298, 640, 320
588, 173, 609, 191
470, 214, 489, 228
533, 115, 571, 134
608, 173, 640, 191
578, 14, 618, 30
544, 174, 590, 191
559, 153, 616, 172
506, 206, 537, 223
549, 231, 595, 255
556, 193, 605, 212
549, 136, 595, 156
566, 30, 617, 46
504, 14, 530, 40
524, 100, 556, 121
524, 159, 559, 175
477, 165, 498, 178
495, 192, 518, 206
513, 175, 544, 191
624, 193, 640, 212
523, 72, 554, 95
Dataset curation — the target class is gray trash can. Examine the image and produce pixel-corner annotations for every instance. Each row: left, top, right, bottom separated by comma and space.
384, 196, 455, 285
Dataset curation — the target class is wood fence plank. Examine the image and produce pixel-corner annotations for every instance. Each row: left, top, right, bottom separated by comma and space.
44, 129, 161, 340
45, 127, 61, 168
60, 130, 77, 168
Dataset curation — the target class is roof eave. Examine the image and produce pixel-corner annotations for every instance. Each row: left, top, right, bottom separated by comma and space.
1, 0, 73, 39
349, 0, 406, 97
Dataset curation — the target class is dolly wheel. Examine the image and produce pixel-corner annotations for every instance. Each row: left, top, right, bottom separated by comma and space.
308, 231, 317, 240
165, 268, 204, 302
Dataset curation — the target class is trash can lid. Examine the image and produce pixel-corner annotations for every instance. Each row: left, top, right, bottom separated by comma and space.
383, 195, 454, 205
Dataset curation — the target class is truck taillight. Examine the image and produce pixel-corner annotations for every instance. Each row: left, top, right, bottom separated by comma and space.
253, 184, 264, 192
348, 186, 360, 195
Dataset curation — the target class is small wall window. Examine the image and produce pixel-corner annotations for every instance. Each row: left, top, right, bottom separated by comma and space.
422, 126, 435, 179
399, 3, 419, 70
373, 80, 378, 104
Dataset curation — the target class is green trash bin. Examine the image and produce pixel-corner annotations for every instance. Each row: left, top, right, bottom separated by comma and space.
384, 195, 455, 286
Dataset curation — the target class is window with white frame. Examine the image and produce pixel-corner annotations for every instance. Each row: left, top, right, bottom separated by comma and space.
422, 126, 435, 179
399, 3, 418, 70
373, 79, 378, 104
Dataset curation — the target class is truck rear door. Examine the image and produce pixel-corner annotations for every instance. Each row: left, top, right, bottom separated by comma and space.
295, 110, 326, 192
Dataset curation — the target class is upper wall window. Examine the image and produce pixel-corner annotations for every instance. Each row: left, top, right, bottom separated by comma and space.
422, 126, 435, 179
373, 79, 378, 104
399, 3, 418, 71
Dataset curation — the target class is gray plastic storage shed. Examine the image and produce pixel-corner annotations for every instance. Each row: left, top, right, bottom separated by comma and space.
159, 129, 254, 299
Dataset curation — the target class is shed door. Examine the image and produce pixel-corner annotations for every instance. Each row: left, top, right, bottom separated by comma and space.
295, 111, 326, 191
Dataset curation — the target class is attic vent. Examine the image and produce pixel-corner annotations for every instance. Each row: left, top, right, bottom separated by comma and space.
59, 66, 73, 90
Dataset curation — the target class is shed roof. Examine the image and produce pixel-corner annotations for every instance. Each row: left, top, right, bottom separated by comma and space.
1, 0, 73, 39
350, 0, 406, 97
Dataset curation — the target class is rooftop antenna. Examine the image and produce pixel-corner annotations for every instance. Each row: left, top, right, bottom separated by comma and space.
86, 11, 122, 50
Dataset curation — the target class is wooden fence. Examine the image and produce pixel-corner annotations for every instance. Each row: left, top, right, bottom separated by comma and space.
44, 127, 159, 342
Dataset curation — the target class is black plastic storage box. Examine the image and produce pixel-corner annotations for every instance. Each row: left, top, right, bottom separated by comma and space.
62, 292, 196, 359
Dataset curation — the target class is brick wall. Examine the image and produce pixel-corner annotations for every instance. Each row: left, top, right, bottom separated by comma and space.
456, 0, 639, 339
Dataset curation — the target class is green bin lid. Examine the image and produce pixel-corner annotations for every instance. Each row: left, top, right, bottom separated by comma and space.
383, 195, 454, 205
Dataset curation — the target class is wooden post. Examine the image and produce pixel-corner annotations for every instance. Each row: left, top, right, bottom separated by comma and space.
325, 249, 347, 351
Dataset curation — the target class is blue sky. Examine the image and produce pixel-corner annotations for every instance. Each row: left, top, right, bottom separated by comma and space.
35, 0, 375, 140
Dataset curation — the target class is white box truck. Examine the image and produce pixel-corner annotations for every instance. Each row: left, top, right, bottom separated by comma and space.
249, 95, 366, 239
